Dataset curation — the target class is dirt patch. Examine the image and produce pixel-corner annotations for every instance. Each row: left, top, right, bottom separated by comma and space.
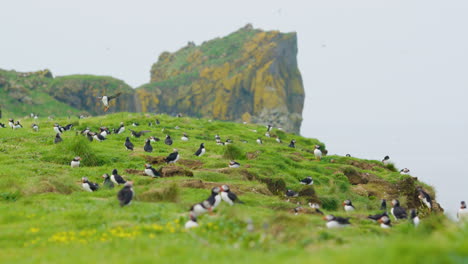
289, 152, 305, 162
137, 184, 179, 203
246, 151, 261, 160
218, 168, 258, 181
125, 169, 147, 176
261, 178, 287, 195
347, 160, 382, 171
144, 155, 167, 165
161, 166, 193, 177
178, 159, 204, 169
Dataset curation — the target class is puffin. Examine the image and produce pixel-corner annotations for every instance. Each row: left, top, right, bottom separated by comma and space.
71, 156, 81, 168
323, 215, 351, 228
177, 113, 183, 118
93, 133, 106, 142
165, 135, 173, 145
225, 139, 233, 144
343, 199, 355, 211
285, 190, 299, 198
265, 132, 271, 138
206, 186, 222, 209
378, 215, 392, 228
32, 123, 39, 132
391, 199, 407, 220
144, 164, 161, 178
130, 129, 151, 138
256, 138, 263, 144
165, 149, 179, 164
216, 139, 225, 146
266, 124, 273, 132
368, 211, 388, 222
156, 119, 160, 125
299, 176, 313, 185
417, 187, 432, 209
194, 143, 205, 157
8, 119, 14, 129
288, 140, 296, 148
275, 136, 282, 143
181, 133, 189, 141
132, 122, 139, 127
345, 154, 351, 157
110, 169, 126, 185
380, 199, 387, 210
81, 127, 90, 135
143, 139, 153, 153
54, 123, 64, 134
82, 177, 99, 192
410, 209, 420, 226
115, 122, 125, 134
86, 132, 94, 142
102, 174, 114, 189
54, 133, 63, 144
0, 123, 5, 128
98, 92, 122, 112
190, 200, 212, 217
185, 212, 199, 229
149, 136, 160, 142
63, 124, 73, 131
124, 137, 134, 151
13, 120, 23, 129
220, 185, 243, 205
99, 127, 110, 138
457, 201, 468, 221
382, 156, 390, 165
214, 134, 221, 141
229, 160, 240, 168
307, 203, 324, 215
314, 145, 322, 160
117, 181, 134, 207
400, 168, 410, 175
293, 206, 303, 215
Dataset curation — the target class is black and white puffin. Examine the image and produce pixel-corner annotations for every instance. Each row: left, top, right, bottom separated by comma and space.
194, 143, 205, 157
215, 139, 225, 146
86, 132, 94, 142
410, 209, 420, 226
102, 174, 114, 189
288, 139, 296, 148
130, 129, 151, 138
400, 168, 410, 175
368, 211, 388, 222
117, 181, 134, 207
266, 124, 273, 132
54, 123, 64, 134
323, 215, 350, 228
206, 186, 222, 209
144, 139, 153, 153
82, 177, 99, 192
63, 124, 73, 131
166, 149, 179, 164
149, 136, 160, 142
417, 187, 432, 209
190, 200, 212, 217
31, 123, 39, 132
256, 138, 263, 144
124, 137, 134, 151
378, 215, 392, 228
220, 185, 243, 205
314, 145, 322, 160
457, 201, 467, 221
345, 154, 351, 157
12, 120, 22, 129
299, 176, 313, 185
275, 136, 282, 143
164, 135, 173, 145
382, 156, 390, 165
265, 132, 271, 138
98, 92, 121, 112
343, 199, 355, 211
111, 169, 126, 185
229, 160, 240, 168
115, 122, 125, 134
54, 133, 63, 144
81, 127, 90, 135
144, 164, 161, 178
71, 156, 81, 168
391, 199, 407, 220
8, 119, 14, 129
308, 203, 324, 215
0, 123, 6, 128
185, 212, 199, 229
92, 132, 106, 142
155, 119, 160, 125
181, 133, 189, 141
99, 127, 109, 138
380, 199, 387, 210
132, 122, 139, 127
225, 139, 233, 144
285, 189, 299, 198
214, 134, 221, 141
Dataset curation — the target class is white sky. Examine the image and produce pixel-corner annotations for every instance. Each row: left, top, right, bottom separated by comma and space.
1, 0, 467, 217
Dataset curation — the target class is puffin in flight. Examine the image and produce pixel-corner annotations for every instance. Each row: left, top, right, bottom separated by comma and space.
98, 92, 122, 112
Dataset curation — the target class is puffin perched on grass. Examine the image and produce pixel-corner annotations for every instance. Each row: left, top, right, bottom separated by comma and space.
410, 209, 420, 226
194, 143, 205, 157
378, 215, 392, 228
117, 181, 134, 207
165, 135, 173, 145
98, 92, 121, 112
54, 133, 63, 144
206, 186, 222, 209
82, 177, 99, 192
417, 187, 432, 210
166, 149, 179, 164
299, 176, 313, 185
185, 212, 199, 229
143, 139, 153, 153
343, 199, 356, 212
323, 215, 350, 228
102, 174, 114, 189
288, 139, 296, 148
70, 156, 81, 168
391, 199, 407, 221
110, 169, 126, 185
314, 145, 322, 161
190, 200, 212, 217
457, 201, 468, 221
124, 137, 134, 151
228, 160, 240, 168
144, 164, 161, 178
220, 185, 243, 205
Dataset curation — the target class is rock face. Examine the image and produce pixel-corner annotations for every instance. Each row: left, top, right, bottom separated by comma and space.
137, 24, 305, 133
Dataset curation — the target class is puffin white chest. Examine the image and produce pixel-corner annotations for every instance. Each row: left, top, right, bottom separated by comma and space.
221, 192, 234, 205
326, 221, 346, 228
71, 160, 80, 168
185, 220, 199, 229
82, 183, 93, 192
213, 195, 222, 208
144, 168, 156, 177
102, 96, 109, 106
344, 205, 355, 212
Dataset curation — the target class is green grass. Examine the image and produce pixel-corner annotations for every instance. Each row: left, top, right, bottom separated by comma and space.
0, 113, 465, 263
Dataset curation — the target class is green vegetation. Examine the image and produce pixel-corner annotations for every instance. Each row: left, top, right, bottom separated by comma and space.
0, 113, 464, 263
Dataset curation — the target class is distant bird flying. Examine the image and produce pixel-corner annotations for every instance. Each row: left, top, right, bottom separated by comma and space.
98, 92, 122, 112
130, 129, 151, 138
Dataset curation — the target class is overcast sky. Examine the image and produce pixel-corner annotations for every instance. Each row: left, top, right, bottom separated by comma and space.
1, 0, 467, 217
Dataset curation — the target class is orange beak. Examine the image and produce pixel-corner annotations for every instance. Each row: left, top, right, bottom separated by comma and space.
342, 202, 346, 206
323, 216, 327, 220
219, 186, 224, 191
378, 218, 383, 224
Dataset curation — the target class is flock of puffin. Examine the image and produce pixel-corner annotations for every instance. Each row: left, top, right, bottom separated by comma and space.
1, 93, 467, 230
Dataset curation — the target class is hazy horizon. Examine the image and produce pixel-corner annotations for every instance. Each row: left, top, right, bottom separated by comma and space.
2, 0, 467, 217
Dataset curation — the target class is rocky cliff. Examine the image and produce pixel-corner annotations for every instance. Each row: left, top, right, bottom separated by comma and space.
138, 24, 305, 132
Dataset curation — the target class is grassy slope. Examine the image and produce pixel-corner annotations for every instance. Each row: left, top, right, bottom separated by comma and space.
0, 113, 466, 263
